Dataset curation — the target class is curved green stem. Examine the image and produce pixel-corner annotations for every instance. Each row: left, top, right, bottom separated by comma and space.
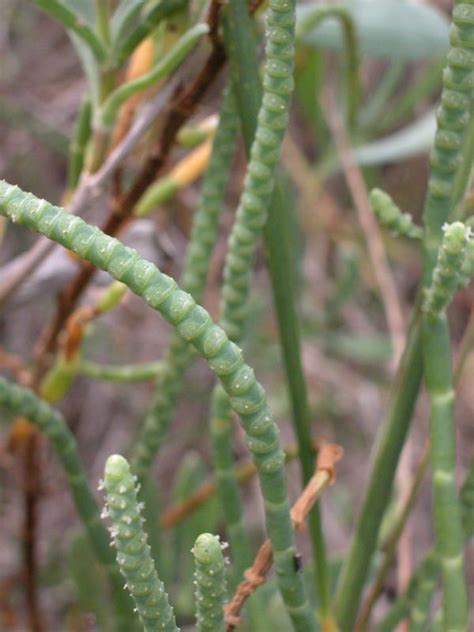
296, 5, 360, 129
130, 86, 239, 476
32, 0, 107, 63
100, 24, 208, 130
0, 376, 133, 630
0, 180, 315, 631
224, 0, 329, 617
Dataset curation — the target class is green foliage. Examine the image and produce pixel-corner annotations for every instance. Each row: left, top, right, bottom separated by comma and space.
370, 188, 423, 240
103, 454, 179, 632
192, 533, 227, 632
0, 179, 314, 630
3, 1, 474, 631
423, 221, 471, 315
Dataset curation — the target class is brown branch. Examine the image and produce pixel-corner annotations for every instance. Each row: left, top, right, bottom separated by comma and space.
224, 444, 343, 631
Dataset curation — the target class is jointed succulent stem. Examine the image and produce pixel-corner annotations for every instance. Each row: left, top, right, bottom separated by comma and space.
130, 86, 239, 478
0, 179, 313, 631
192, 533, 227, 632
369, 188, 423, 240
334, 4, 474, 628
104, 455, 179, 632
0, 376, 133, 630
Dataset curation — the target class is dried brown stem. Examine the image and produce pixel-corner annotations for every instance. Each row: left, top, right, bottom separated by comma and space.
224, 444, 343, 631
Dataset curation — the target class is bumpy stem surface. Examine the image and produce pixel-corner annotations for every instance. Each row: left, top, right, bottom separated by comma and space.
104, 454, 179, 632
0, 376, 133, 629
0, 180, 313, 631
193, 533, 227, 632
130, 86, 238, 476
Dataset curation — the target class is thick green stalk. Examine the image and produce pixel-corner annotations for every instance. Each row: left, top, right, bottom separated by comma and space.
377, 456, 474, 631
192, 533, 227, 632
103, 455, 179, 632
224, 0, 329, 615
0, 181, 315, 631
334, 322, 423, 630
0, 376, 133, 629
418, 2, 474, 625
334, 4, 474, 628
67, 97, 92, 192
32, 0, 107, 62
209, 385, 252, 580
130, 86, 239, 476
422, 313, 468, 630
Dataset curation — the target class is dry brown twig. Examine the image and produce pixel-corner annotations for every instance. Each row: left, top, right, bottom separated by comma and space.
224, 443, 343, 631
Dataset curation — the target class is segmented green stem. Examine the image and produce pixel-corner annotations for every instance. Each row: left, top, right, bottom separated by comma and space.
378, 457, 474, 631
103, 455, 179, 632
78, 360, 164, 382
32, 0, 107, 62
209, 385, 252, 580
419, 5, 474, 627
67, 97, 92, 191
335, 4, 474, 628
369, 188, 423, 240
423, 221, 470, 315
375, 555, 439, 632
220, 0, 296, 341
0, 375, 133, 629
130, 86, 238, 476
192, 533, 227, 632
0, 181, 314, 631
224, 0, 329, 616
460, 457, 474, 536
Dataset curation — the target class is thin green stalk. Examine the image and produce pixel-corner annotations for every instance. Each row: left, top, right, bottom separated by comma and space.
0, 376, 134, 630
100, 24, 208, 130
0, 180, 314, 632
359, 61, 404, 130
67, 97, 92, 192
224, 0, 330, 617
130, 86, 239, 476
356, 445, 430, 631
78, 360, 164, 382
96, 0, 111, 48
334, 4, 474, 628
377, 455, 474, 631
192, 533, 227, 632
333, 320, 424, 630
116, 0, 188, 64
32, 0, 107, 63
103, 455, 179, 632
296, 5, 360, 129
